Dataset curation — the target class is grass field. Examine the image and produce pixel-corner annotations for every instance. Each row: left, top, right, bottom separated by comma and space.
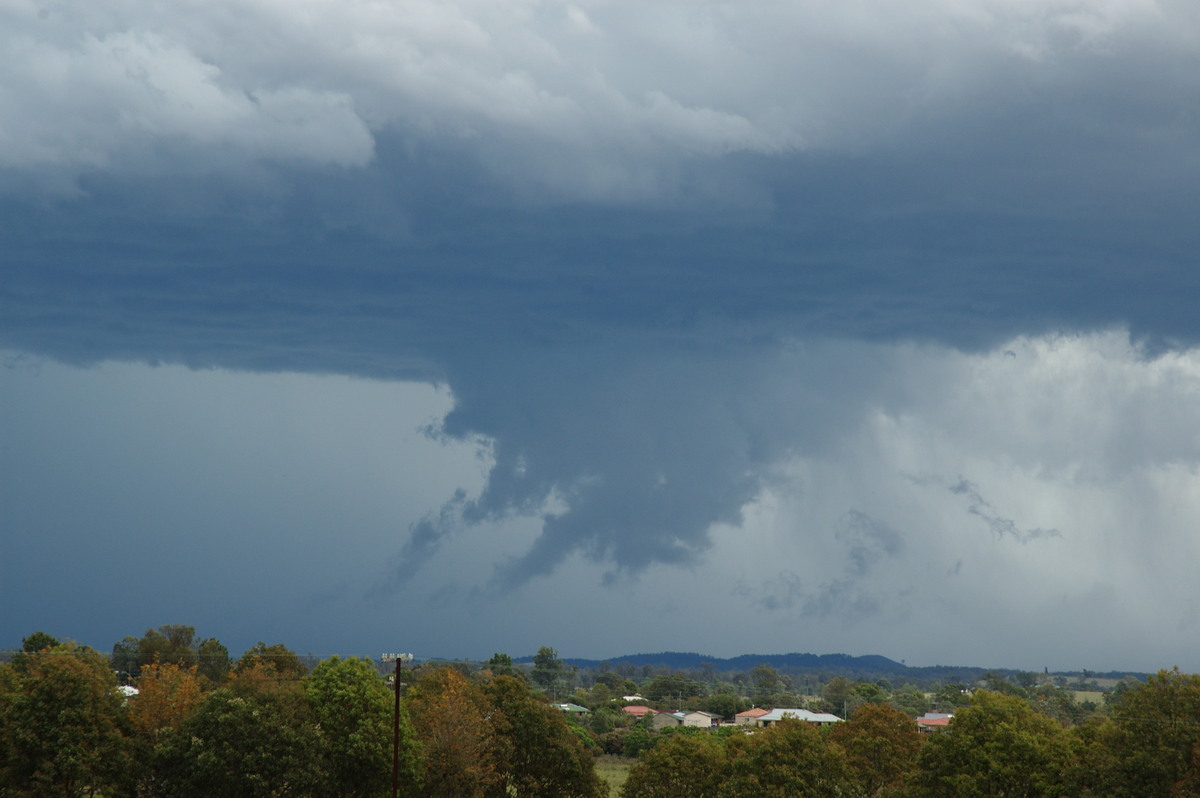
596, 756, 633, 797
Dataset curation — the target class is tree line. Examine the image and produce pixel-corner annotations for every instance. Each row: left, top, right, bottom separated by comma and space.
0, 629, 603, 797
620, 670, 1200, 797
4, 629, 1200, 796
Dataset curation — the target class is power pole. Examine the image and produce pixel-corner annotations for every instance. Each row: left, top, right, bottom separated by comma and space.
382, 653, 413, 798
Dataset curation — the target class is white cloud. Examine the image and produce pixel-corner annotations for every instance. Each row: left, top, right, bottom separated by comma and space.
4, 0, 1197, 197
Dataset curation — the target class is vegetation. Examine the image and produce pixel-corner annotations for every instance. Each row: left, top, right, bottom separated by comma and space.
3, 630, 1198, 796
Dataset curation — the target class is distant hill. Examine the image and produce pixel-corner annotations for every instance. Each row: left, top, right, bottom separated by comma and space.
510, 651, 1148, 688
558, 651, 904, 673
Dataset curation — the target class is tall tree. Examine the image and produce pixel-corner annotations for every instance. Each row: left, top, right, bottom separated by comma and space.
197, 637, 231, 683
908, 690, 1072, 797
139, 625, 200, 669
721, 718, 853, 797
0, 642, 134, 796
531, 645, 565, 691
130, 662, 204, 739
1108, 667, 1200, 795
235, 641, 308, 679
622, 732, 727, 798
485, 674, 606, 797
306, 655, 420, 798
829, 702, 921, 797
152, 687, 327, 797
406, 665, 502, 798
485, 652, 518, 677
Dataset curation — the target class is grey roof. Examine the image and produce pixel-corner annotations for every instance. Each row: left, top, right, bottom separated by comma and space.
758, 708, 842, 724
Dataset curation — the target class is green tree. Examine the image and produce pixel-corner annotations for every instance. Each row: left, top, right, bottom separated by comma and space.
643, 672, 702, 705
622, 732, 727, 798
1108, 667, 1200, 795
702, 691, 749, 721
931, 683, 971, 711
623, 724, 655, 758
751, 663, 782, 695
112, 635, 143, 679
197, 637, 231, 683
823, 675, 860, 717
907, 690, 1072, 797
830, 702, 921, 797
0, 641, 134, 796
532, 645, 565, 691
235, 641, 308, 679
890, 684, 931, 718
720, 719, 852, 797
139, 624, 201, 669
485, 652, 518, 677
152, 687, 327, 797
306, 655, 420, 797
485, 674, 606, 797
1062, 716, 1124, 797
593, 670, 634, 695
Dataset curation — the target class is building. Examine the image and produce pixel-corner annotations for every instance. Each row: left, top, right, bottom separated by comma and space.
756, 708, 843, 727
735, 707, 770, 725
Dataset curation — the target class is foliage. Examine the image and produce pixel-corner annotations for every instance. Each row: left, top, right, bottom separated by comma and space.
829, 702, 921, 797
407, 664, 502, 798
485, 674, 607, 797
306, 655, 419, 797
0, 642, 134, 796
1061, 716, 1124, 797
622, 724, 655, 758
111, 625, 230, 682
532, 645, 566, 690
197, 637, 231, 683
701, 690, 750, 720
1108, 667, 1200, 795
643, 672, 704, 704
621, 732, 727, 797
721, 719, 852, 797
139, 625, 201, 670
930, 683, 972, 711
750, 663, 782, 694
152, 687, 327, 797
486, 651, 518, 677
889, 684, 931, 717
235, 640, 308, 678
112, 635, 143, 679
130, 662, 204, 738
907, 690, 1072, 797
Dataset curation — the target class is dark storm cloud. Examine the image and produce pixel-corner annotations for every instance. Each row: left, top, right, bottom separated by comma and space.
5, 0, 1200, 597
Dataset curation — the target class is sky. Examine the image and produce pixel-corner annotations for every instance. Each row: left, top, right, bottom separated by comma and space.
3, 0, 1200, 674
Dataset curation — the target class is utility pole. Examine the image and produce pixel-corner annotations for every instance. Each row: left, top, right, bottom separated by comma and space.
382, 653, 413, 798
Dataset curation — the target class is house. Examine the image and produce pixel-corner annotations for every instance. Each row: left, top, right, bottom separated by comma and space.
916, 712, 953, 733
756, 708, 842, 727
621, 704, 656, 719
555, 703, 590, 716
735, 707, 770, 725
652, 711, 685, 731
680, 710, 720, 729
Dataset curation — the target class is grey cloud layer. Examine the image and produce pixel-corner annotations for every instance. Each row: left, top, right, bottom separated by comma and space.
5, 1, 1200, 197
5, 0, 1200, 599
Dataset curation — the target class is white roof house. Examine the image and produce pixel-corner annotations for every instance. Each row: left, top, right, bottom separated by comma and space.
756, 708, 842, 726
